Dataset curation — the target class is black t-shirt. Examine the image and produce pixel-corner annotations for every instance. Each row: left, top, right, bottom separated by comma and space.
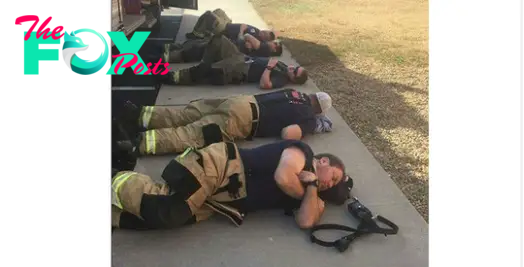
254, 88, 317, 138
225, 23, 261, 40
236, 140, 315, 212
245, 57, 289, 87
236, 41, 273, 58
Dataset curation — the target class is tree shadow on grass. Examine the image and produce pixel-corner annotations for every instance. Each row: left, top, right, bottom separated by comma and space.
280, 37, 429, 220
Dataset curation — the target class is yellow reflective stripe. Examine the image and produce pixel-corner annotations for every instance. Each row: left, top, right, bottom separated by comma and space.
145, 130, 156, 154
142, 106, 154, 129
145, 131, 150, 153
177, 147, 193, 160
111, 172, 135, 209
151, 130, 156, 154
145, 131, 151, 154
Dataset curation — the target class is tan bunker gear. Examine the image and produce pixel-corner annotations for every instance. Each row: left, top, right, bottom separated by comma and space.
136, 95, 259, 156
112, 142, 248, 229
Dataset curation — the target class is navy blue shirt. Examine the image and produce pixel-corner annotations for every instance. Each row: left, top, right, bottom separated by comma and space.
246, 57, 289, 87
254, 88, 317, 137
236, 41, 273, 57
238, 140, 315, 212
225, 23, 261, 40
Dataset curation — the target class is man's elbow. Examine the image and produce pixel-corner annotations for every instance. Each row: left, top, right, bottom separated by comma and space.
274, 173, 289, 187
296, 216, 316, 229
281, 126, 302, 140
260, 81, 272, 90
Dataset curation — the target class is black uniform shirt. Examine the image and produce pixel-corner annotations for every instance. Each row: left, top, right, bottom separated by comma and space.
225, 23, 261, 40
254, 88, 317, 138
245, 57, 289, 87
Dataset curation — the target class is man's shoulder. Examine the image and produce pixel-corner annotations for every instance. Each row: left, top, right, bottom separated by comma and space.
280, 140, 313, 163
246, 24, 260, 30
246, 25, 260, 34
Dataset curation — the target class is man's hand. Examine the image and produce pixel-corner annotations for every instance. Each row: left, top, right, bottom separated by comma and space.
299, 171, 317, 183
267, 58, 279, 69
244, 34, 261, 50
238, 24, 248, 39
260, 58, 279, 89
296, 185, 325, 229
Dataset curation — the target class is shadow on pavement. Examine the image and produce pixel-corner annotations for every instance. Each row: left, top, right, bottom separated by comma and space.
279, 37, 429, 219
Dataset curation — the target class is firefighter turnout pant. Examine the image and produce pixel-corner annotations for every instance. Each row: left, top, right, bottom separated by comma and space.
111, 142, 247, 230
165, 36, 248, 86
167, 35, 243, 64
189, 9, 232, 39
136, 95, 258, 155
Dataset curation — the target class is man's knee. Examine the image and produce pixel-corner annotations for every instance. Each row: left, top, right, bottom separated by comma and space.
118, 211, 152, 230
208, 68, 227, 85
143, 159, 200, 229
139, 193, 193, 229
202, 123, 223, 146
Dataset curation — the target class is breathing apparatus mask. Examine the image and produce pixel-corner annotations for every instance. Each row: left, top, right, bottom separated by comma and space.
311, 178, 399, 253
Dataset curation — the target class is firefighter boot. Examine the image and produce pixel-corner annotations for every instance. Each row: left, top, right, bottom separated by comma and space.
116, 133, 143, 157
163, 44, 184, 63
122, 100, 143, 130
162, 67, 198, 85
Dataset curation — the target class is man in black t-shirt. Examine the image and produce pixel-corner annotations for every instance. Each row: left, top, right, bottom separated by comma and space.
115, 89, 333, 156
185, 8, 277, 42
162, 54, 309, 89
112, 140, 351, 230
253, 88, 328, 139
222, 23, 275, 42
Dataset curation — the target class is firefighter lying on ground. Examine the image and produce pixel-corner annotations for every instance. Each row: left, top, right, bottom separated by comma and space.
185, 8, 277, 42
112, 140, 352, 230
161, 48, 308, 89
116, 88, 333, 156
163, 34, 283, 63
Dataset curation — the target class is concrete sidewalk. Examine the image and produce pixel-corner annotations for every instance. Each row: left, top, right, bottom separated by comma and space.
112, 1, 429, 266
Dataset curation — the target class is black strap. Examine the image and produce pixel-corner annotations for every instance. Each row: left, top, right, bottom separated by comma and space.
226, 142, 237, 160
246, 102, 259, 140
309, 215, 399, 252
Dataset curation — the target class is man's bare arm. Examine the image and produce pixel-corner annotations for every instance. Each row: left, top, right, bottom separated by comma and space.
281, 124, 303, 140
274, 147, 306, 199
259, 58, 278, 89
244, 34, 261, 50
238, 24, 248, 39
295, 172, 325, 229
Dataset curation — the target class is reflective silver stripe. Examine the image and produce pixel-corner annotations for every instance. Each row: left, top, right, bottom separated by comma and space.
151, 130, 156, 154
142, 106, 154, 129
145, 130, 156, 154
111, 172, 136, 209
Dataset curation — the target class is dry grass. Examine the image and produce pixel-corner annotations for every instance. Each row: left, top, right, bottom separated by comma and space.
251, 0, 429, 221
